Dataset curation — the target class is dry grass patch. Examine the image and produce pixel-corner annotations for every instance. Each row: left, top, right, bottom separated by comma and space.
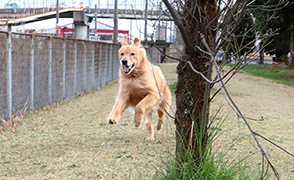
0, 64, 178, 180
1, 63, 293, 179
211, 68, 294, 179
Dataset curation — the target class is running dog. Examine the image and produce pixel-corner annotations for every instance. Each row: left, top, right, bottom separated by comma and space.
108, 36, 171, 140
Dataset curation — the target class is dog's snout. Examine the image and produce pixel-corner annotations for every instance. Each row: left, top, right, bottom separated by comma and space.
121, 59, 128, 65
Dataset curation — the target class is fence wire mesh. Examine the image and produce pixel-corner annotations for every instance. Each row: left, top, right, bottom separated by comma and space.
0, 31, 161, 121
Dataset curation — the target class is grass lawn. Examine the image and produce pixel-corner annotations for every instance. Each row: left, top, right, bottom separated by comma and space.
242, 64, 294, 86
0, 63, 293, 179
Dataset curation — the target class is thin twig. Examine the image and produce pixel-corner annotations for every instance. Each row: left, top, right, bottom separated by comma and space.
154, 45, 182, 62
254, 131, 294, 158
243, 116, 264, 121
162, 0, 195, 54
217, 73, 280, 179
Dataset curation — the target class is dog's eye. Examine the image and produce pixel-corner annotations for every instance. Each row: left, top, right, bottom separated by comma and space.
120, 52, 124, 56
131, 52, 135, 56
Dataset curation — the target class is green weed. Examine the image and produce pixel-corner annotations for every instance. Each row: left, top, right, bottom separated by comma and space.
242, 64, 294, 86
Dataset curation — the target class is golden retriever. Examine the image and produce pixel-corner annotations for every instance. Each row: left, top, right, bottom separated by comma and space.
108, 36, 171, 140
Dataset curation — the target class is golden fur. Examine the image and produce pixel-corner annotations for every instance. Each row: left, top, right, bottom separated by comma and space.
108, 36, 171, 140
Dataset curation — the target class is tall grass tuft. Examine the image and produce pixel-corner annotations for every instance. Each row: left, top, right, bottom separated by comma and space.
153, 115, 261, 180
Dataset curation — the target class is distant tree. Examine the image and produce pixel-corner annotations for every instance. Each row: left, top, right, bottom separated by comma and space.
226, 11, 255, 57
252, 0, 294, 69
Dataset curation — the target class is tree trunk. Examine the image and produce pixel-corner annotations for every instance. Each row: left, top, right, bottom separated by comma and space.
289, 23, 294, 70
259, 45, 265, 64
175, 0, 217, 162
259, 51, 264, 64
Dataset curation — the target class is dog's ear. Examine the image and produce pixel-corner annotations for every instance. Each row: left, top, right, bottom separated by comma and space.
134, 37, 141, 47
121, 35, 128, 46
139, 48, 146, 62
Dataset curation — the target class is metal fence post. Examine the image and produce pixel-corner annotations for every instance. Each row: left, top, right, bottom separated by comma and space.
74, 40, 77, 95
115, 46, 119, 79
83, 42, 87, 92
48, 37, 52, 104
7, 32, 12, 120
98, 44, 102, 87
109, 45, 113, 81
30, 35, 35, 110
105, 44, 108, 84
62, 38, 66, 99
92, 42, 95, 88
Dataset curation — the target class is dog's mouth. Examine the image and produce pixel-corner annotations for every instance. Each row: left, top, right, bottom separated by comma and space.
122, 63, 135, 74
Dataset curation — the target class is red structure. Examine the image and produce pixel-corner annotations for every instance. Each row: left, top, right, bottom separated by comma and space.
27, 27, 129, 43
60, 27, 129, 42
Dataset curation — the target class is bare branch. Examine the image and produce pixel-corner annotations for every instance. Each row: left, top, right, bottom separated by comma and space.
154, 45, 182, 62
217, 73, 280, 179
162, 0, 196, 54
243, 116, 264, 121
253, 131, 294, 158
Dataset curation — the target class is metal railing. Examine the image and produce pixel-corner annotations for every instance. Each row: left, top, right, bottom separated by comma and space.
0, 0, 163, 11
0, 0, 82, 9
0, 31, 161, 121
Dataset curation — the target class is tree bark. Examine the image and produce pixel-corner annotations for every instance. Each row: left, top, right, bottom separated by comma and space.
174, 0, 217, 161
259, 51, 264, 64
289, 23, 294, 70
259, 42, 264, 64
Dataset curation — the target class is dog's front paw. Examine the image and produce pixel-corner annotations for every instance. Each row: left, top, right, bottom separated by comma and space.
145, 136, 155, 140
108, 119, 117, 124
134, 120, 140, 127
134, 116, 143, 127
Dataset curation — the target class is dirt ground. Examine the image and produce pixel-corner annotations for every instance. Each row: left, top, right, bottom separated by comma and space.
0, 63, 293, 179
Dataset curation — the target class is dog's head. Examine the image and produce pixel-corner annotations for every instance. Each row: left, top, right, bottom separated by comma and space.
118, 35, 146, 75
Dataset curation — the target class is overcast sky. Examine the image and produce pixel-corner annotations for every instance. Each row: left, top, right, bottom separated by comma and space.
8, 0, 169, 40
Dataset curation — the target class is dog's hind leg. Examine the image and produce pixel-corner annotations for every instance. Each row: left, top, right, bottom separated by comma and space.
134, 94, 159, 127
145, 110, 154, 140
157, 87, 171, 130
156, 109, 165, 131
156, 98, 170, 131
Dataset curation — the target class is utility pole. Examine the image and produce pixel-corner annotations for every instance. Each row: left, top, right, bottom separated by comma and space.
130, 20, 132, 43
56, 0, 60, 36
95, 4, 97, 41
113, 0, 118, 44
157, 2, 162, 40
170, 22, 172, 42
165, 21, 167, 41
144, 0, 148, 41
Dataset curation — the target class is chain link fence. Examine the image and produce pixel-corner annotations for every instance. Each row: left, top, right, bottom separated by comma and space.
0, 31, 161, 121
